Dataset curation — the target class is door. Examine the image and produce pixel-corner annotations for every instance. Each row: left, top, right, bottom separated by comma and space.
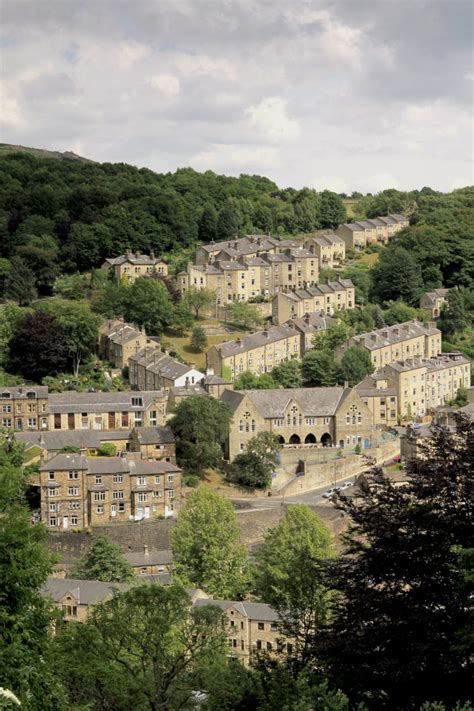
144, 507, 150, 519
364, 439, 369, 449
68, 413, 75, 430
63, 516, 69, 529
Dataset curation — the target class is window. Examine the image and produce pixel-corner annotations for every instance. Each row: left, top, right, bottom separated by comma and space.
68, 471, 79, 480
258, 622, 264, 630
149, 410, 157, 425
71, 516, 78, 526
256, 640, 262, 650
94, 492, 106, 502
167, 490, 175, 499
49, 517, 57, 527
167, 474, 174, 483
138, 493, 148, 502
137, 476, 147, 486
95, 475, 102, 485
113, 474, 123, 483
266, 641, 272, 651
118, 502, 125, 512
112, 490, 124, 500
131, 396, 143, 407
68, 487, 79, 496
27, 417, 36, 427
49, 503, 57, 512
69, 501, 80, 510
48, 472, 55, 481
96, 505, 104, 515
153, 490, 162, 498
154, 475, 161, 484
2, 404, 12, 413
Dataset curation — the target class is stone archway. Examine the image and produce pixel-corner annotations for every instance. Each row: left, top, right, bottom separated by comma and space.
289, 434, 301, 445
277, 435, 285, 445
304, 433, 316, 444
320, 433, 332, 447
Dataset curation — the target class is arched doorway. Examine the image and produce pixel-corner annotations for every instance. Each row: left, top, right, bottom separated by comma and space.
320, 433, 332, 447
277, 435, 285, 445
289, 434, 301, 445
304, 433, 316, 444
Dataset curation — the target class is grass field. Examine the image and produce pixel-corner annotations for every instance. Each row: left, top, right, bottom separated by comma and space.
343, 199, 358, 218
357, 251, 380, 266
161, 319, 251, 370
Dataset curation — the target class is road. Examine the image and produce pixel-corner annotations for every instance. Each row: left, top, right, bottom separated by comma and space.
231, 476, 358, 511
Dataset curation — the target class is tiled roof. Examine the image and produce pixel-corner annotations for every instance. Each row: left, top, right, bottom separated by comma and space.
40, 454, 180, 475
0, 385, 49, 399
214, 323, 298, 358
352, 320, 440, 351
194, 597, 278, 621
422, 288, 450, 302
124, 549, 172, 567
48, 390, 165, 414
105, 254, 165, 266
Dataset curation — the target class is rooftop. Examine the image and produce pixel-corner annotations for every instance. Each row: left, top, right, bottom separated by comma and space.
221, 386, 350, 418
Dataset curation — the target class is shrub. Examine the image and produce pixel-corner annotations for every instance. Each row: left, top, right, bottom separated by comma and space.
97, 442, 117, 457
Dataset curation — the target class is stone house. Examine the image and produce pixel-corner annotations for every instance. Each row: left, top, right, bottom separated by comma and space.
39, 454, 181, 529
419, 288, 450, 319
103, 252, 168, 283
220, 386, 378, 461
124, 546, 173, 577
98, 319, 155, 369
47, 390, 168, 431
0, 385, 49, 431
42, 577, 126, 622
272, 279, 355, 324
337, 320, 442, 370
335, 214, 408, 250
206, 323, 302, 381
355, 379, 398, 426
15, 425, 176, 463
128, 347, 204, 391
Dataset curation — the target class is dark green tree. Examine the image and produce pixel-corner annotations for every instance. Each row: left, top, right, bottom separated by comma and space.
302, 350, 342, 387
5, 255, 37, 305
422, 264, 443, 290
271, 359, 302, 388
217, 206, 238, 239
229, 452, 271, 489
339, 346, 374, 386
234, 370, 277, 390
198, 205, 218, 242
39, 300, 100, 376
53, 584, 227, 711
8, 311, 70, 381
371, 247, 423, 305
171, 302, 194, 335
382, 300, 426, 326
319, 190, 346, 229
169, 395, 232, 473
183, 286, 216, 318
320, 414, 474, 709
190, 325, 208, 352
227, 301, 263, 329
0, 442, 66, 709
123, 277, 174, 334
172, 489, 248, 597
72, 535, 133, 582
438, 289, 469, 337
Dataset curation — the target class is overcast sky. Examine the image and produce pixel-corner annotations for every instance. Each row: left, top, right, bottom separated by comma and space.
1, 0, 473, 193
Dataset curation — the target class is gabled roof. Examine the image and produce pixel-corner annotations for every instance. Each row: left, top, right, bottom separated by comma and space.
214, 323, 299, 358
124, 549, 172, 567
105, 253, 165, 266
194, 597, 279, 621
236, 387, 348, 418
48, 390, 165, 414
43, 577, 125, 605
352, 320, 441, 351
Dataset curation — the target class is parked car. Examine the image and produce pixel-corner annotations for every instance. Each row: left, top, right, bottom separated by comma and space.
340, 481, 352, 490
322, 487, 340, 499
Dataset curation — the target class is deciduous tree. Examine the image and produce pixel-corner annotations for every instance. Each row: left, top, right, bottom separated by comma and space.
8, 311, 70, 381
5, 255, 37, 306
183, 286, 216, 318
72, 535, 133, 583
190, 325, 208, 352
226, 301, 264, 329
172, 489, 248, 597
339, 346, 374, 386
123, 277, 174, 334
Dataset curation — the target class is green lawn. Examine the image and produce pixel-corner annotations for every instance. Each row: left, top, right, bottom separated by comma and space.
161, 319, 251, 370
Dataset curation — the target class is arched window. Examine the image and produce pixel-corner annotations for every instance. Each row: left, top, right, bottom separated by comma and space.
239, 420, 243, 432
245, 421, 249, 432
251, 420, 256, 432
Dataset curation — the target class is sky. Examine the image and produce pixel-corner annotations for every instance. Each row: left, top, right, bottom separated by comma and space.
1, 0, 473, 193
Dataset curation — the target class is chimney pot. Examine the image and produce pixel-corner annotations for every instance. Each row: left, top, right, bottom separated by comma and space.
144, 544, 149, 556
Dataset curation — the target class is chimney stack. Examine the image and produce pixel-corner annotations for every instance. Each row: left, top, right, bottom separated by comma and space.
143, 544, 149, 556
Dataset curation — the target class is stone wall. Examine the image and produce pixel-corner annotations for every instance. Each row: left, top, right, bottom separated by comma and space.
275, 437, 400, 496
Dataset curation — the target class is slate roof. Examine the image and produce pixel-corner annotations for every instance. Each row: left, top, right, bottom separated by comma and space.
105, 253, 165, 266
352, 320, 440, 351
213, 323, 298, 358
223, 387, 349, 418
376, 216, 398, 225
168, 384, 208, 398
422, 288, 450, 302
48, 390, 165, 413
288, 313, 335, 333
194, 597, 278, 622
43, 577, 125, 605
0, 386, 49, 399
39, 454, 180, 475
124, 549, 173, 567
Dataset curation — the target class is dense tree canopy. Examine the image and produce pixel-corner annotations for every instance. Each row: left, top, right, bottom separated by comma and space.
8, 310, 70, 381
171, 488, 248, 598
72, 535, 133, 582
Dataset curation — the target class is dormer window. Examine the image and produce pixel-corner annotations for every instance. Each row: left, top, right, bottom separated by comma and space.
26, 391, 36, 398
2, 392, 11, 398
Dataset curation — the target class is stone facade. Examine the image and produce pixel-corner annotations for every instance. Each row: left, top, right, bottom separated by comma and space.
337, 320, 442, 370
39, 453, 181, 530
419, 288, 450, 319
272, 279, 355, 324
0, 385, 49, 431
103, 251, 168, 283
221, 386, 378, 461
335, 214, 409, 250
98, 319, 154, 369
128, 347, 204, 391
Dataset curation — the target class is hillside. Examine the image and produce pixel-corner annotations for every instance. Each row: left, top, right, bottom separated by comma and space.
0, 143, 94, 163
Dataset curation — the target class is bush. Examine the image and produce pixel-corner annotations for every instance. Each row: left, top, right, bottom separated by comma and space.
60, 445, 81, 453
184, 474, 200, 488
97, 442, 117, 457
228, 452, 272, 490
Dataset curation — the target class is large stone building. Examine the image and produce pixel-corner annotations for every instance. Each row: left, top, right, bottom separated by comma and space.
419, 288, 450, 319
48, 390, 167, 431
361, 352, 471, 419
304, 233, 346, 268
42, 577, 127, 622
39, 453, 181, 529
206, 322, 305, 381
103, 252, 168, 283
15, 425, 176, 463
335, 214, 409, 250
221, 386, 378, 460
128, 347, 204, 391
337, 320, 442, 370
98, 319, 155, 369
272, 279, 355, 324
0, 385, 49, 431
